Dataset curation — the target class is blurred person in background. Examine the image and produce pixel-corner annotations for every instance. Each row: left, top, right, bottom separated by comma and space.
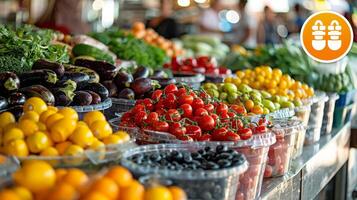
257, 6, 281, 45
146, 0, 180, 39
345, 0, 357, 42
232, 0, 251, 45
200, 0, 223, 37
293, 3, 306, 33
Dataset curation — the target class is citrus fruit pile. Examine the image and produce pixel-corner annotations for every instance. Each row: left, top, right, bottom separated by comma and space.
0, 160, 187, 200
0, 97, 130, 159
225, 66, 315, 101
202, 82, 302, 115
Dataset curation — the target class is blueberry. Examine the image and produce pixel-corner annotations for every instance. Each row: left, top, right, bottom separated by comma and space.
216, 145, 228, 153
198, 149, 205, 155
217, 152, 233, 160
232, 154, 246, 166
204, 146, 212, 152
150, 154, 161, 162
183, 153, 193, 163
217, 159, 231, 168
191, 152, 201, 159
206, 161, 219, 170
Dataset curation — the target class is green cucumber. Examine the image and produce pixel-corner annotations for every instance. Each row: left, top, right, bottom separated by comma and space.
72, 44, 115, 64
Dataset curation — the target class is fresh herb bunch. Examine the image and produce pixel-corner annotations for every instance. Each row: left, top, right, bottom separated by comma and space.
90, 29, 168, 69
0, 25, 69, 73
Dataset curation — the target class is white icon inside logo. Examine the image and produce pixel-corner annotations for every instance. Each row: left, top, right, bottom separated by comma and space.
312, 20, 326, 51
327, 20, 342, 50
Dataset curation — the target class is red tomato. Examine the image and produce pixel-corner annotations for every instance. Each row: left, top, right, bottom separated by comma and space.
177, 135, 194, 141
197, 134, 212, 141
196, 56, 210, 66
206, 68, 219, 75
178, 93, 194, 105
132, 104, 145, 113
198, 115, 216, 131
151, 90, 163, 102
164, 84, 178, 94
175, 88, 187, 97
199, 92, 209, 100
254, 125, 268, 134
192, 98, 204, 110
238, 128, 253, 140
145, 112, 159, 125
121, 112, 132, 123
231, 119, 244, 130
179, 104, 193, 118
142, 98, 154, 111
212, 127, 228, 141
194, 108, 208, 117
227, 112, 236, 118
165, 109, 181, 122
186, 125, 202, 139
230, 105, 247, 115
258, 118, 268, 126
218, 67, 232, 75
134, 111, 147, 126
223, 131, 240, 141
171, 57, 180, 69
155, 108, 166, 116
220, 112, 230, 123
180, 65, 193, 72
204, 103, 214, 113
153, 121, 169, 132
193, 67, 206, 74
210, 113, 219, 122
155, 99, 165, 110
183, 58, 197, 67
164, 93, 177, 109
216, 103, 228, 115
170, 123, 186, 137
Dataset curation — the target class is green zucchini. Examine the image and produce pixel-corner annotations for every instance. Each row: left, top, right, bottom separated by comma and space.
72, 44, 115, 64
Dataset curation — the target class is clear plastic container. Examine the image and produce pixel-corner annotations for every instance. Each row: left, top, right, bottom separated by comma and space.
321, 93, 339, 135
17, 140, 136, 168
264, 119, 304, 177
174, 73, 205, 90
0, 156, 19, 177
59, 98, 112, 119
305, 92, 328, 145
104, 98, 135, 119
121, 143, 249, 200
294, 104, 311, 127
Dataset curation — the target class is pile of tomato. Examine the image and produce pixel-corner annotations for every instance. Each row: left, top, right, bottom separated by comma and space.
119, 84, 270, 142
164, 56, 232, 76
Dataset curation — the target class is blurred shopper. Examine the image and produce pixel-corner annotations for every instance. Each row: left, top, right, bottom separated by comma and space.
232, 0, 251, 45
146, 0, 180, 39
293, 3, 306, 33
257, 6, 281, 45
345, 0, 357, 42
200, 0, 223, 36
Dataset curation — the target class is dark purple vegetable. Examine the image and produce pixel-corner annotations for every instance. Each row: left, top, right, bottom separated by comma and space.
74, 59, 119, 80
130, 78, 158, 95
1, 105, 23, 120
133, 66, 150, 79
51, 88, 74, 106
85, 90, 101, 104
78, 82, 109, 100
114, 72, 133, 90
71, 91, 92, 106
8, 92, 26, 106
60, 72, 90, 84
19, 69, 58, 87
101, 80, 118, 97
118, 88, 135, 100
0, 97, 9, 110
32, 59, 65, 77
151, 77, 176, 88
20, 85, 55, 105
152, 69, 167, 78
0, 72, 20, 95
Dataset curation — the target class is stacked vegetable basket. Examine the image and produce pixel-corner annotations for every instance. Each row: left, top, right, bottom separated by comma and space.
0, 24, 355, 200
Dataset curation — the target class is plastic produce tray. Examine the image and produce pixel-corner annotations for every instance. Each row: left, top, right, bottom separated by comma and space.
294, 104, 311, 127
321, 93, 339, 135
104, 98, 135, 119
59, 98, 112, 119
121, 143, 248, 200
173, 73, 205, 90
0, 156, 19, 178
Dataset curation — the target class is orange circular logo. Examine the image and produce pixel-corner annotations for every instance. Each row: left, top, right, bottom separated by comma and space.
301, 11, 353, 63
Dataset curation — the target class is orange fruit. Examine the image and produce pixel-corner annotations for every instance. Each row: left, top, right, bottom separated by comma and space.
46, 113, 64, 128
40, 147, 59, 156
118, 180, 144, 200
23, 97, 47, 114
12, 186, 33, 200
69, 125, 94, 147
81, 191, 110, 200
83, 111, 106, 126
244, 100, 254, 110
169, 186, 187, 200
61, 168, 88, 189
89, 120, 112, 139
144, 185, 173, 200
13, 160, 55, 193
90, 177, 119, 199
55, 169, 68, 183
55, 141, 72, 155
252, 105, 264, 115
58, 108, 79, 121
46, 182, 77, 200
50, 119, 77, 143
105, 166, 133, 187
0, 112, 15, 129
3, 122, 17, 133
20, 111, 40, 122
18, 119, 39, 136
0, 189, 21, 200
37, 122, 47, 131
63, 144, 84, 157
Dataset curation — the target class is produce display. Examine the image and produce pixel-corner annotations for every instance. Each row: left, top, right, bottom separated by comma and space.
131, 22, 184, 57
314, 66, 356, 93
202, 82, 302, 115
0, 160, 187, 200
226, 66, 315, 101
0, 25, 69, 73
90, 29, 168, 69
180, 35, 230, 61
164, 56, 232, 76
0, 97, 130, 165
122, 144, 248, 200
119, 84, 271, 142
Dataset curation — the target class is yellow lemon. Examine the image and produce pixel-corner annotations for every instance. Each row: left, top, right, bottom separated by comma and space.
58, 107, 78, 121
3, 128, 24, 144
20, 111, 39, 122
83, 111, 106, 126
39, 110, 57, 123
55, 141, 72, 155
45, 113, 64, 128
12, 186, 33, 200
0, 112, 15, 129
18, 119, 39, 136
144, 186, 173, 200
5, 139, 29, 157
114, 131, 131, 142
69, 125, 94, 148
50, 119, 77, 143
102, 135, 124, 145
26, 131, 50, 153
90, 120, 112, 139
23, 97, 48, 114
13, 160, 55, 193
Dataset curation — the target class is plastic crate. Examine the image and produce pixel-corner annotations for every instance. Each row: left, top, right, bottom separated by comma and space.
335, 90, 356, 107
333, 104, 355, 128
104, 98, 135, 119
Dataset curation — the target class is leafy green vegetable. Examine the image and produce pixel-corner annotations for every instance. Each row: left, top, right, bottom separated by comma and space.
90, 29, 168, 69
0, 25, 69, 73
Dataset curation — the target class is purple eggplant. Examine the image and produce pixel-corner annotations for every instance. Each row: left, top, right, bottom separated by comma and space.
74, 59, 119, 80
71, 91, 93, 106
114, 72, 133, 90
1, 105, 23, 120
133, 66, 150, 79
19, 69, 58, 88
8, 92, 26, 106
20, 85, 55, 105
0, 96, 9, 110
32, 59, 65, 77
101, 80, 118, 97
118, 88, 135, 100
79, 82, 109, 100
85, 90, 102, 104
0, 72, 20, 95
130, 78, 159, 96
60, 72, 90, 84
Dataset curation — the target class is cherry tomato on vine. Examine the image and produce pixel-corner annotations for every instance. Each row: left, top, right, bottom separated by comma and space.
223, 131, 240, 141
154, 121, 169, 132
164, 84, 178, 94
151, 90, 163, 102
227, 112, 236, 118
231, 119, 244, 130
170, 125, 186, 137
179, 104, 193, 118
231, 105, 247, 115
204, 103, 214, 113
132, 104, 145, 113
165, 109, 181, 122
178, 93, 194, 105
194, 108, 208, 117
134, 111, 147, 126
197, 134, 212, 141
177, 135, 194, 141
238, 128, 253, 140
254, 125, 268, 134
164, 93, 177, 109
175, 88, 187, 97
192, 98, 204, 110
198, 115, 215, 131
186, 125, 202, 139
142, 98, 154, 111
121, 112, 132, 123
216, 103, 228, 115
212, 127, 228, 141
145, 112, 159, 125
